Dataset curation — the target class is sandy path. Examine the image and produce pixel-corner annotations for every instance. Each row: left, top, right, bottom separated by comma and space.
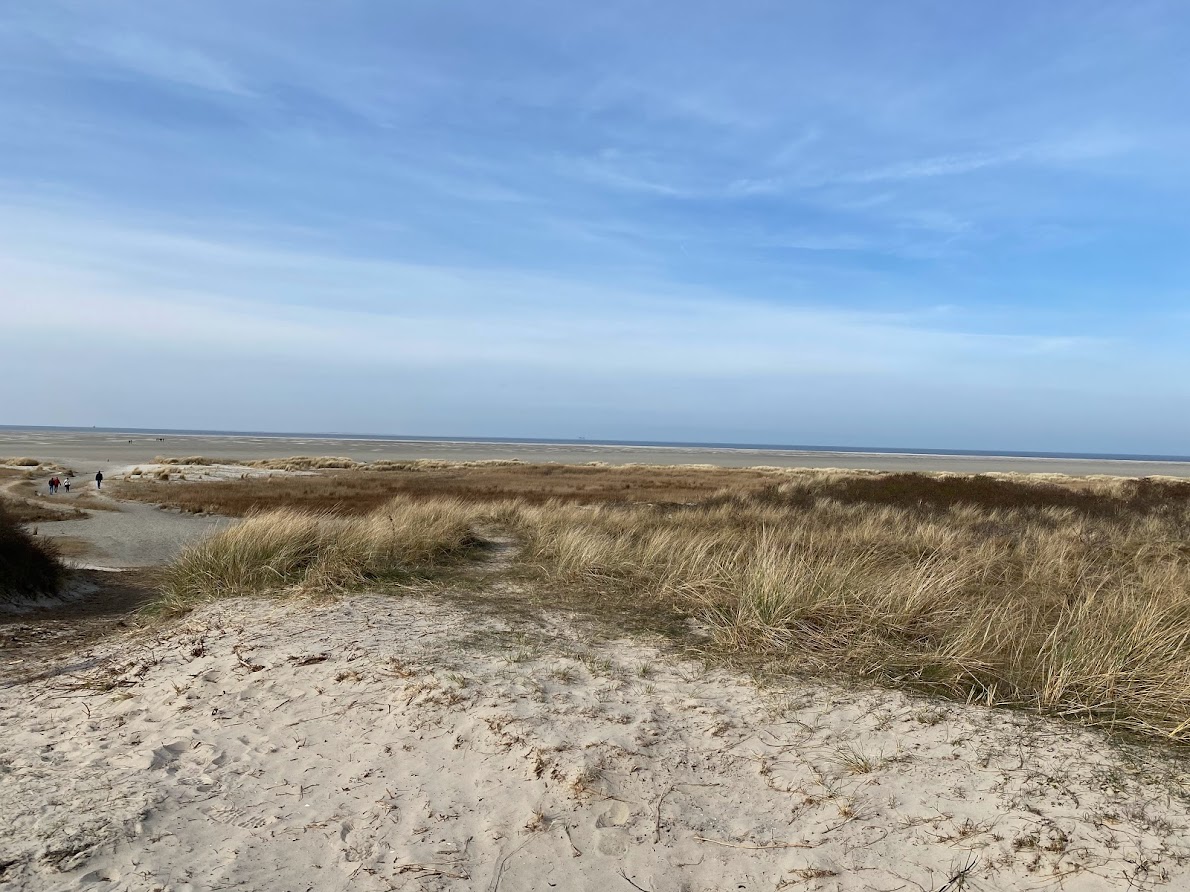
3, 472, 230, 569
2, 592, 1187, 892
15, 484, 230, 570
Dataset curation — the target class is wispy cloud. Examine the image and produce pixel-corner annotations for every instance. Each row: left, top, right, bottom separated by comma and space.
842, 149, 1026, 184
836, 132, 1135, 186
85, 32, 250, 95
0, 201, 1103, 379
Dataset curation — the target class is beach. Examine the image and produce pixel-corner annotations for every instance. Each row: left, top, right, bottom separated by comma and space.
5, 427, 1190, 478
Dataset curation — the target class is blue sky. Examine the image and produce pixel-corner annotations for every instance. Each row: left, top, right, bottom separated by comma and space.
2, 2, 1189, 452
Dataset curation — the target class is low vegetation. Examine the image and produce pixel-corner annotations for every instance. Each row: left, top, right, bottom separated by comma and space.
0, 504, 64, 600
152, 466, 1190, 742
117, 460, 781, 515
0, 499, 81, 524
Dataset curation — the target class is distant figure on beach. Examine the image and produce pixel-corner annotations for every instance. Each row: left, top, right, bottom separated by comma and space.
95, 470, 104, 490
63, 477, 71, 493
48, 476, 59, 494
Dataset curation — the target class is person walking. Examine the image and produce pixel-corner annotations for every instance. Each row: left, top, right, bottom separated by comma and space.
63, 477, 71, 493
48, 476, 57, 494
95, 470, 104, 490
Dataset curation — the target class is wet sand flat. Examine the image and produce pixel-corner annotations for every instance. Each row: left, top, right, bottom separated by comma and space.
5, 427, 1190, 477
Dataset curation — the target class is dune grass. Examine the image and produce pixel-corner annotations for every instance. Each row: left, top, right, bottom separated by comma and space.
0, 504, 64, 600
511, 476, 1190, 741
155, 497, 484, 616
156, 469, 1190, 742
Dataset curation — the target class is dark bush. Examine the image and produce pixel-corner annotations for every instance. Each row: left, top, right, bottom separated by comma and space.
0, 504, 63, 599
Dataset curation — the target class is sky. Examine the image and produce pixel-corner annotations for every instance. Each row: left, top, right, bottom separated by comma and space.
2, 1, 1189, 453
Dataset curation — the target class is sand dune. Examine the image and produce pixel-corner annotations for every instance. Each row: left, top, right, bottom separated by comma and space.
3, 592, 1187, 891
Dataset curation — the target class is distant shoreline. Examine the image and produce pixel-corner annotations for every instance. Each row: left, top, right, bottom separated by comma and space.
3, 424, 1188, 465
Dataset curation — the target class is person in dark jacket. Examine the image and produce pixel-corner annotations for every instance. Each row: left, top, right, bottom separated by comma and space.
95, 470, 104, 490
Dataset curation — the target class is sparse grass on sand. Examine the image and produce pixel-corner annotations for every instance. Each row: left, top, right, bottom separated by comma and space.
0, 504, 64, 600
0, 495, 82, 524
155, 468, 1190, 742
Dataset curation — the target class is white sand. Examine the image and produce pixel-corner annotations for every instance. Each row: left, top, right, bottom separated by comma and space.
3, 593, 1188, 891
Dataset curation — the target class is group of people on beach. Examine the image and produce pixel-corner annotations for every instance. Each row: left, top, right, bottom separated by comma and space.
47, 471, 103, 494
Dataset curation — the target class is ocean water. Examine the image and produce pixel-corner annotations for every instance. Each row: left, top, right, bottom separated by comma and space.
3, 424, 1188, 464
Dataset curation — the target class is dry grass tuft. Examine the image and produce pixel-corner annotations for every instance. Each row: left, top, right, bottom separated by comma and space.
155, 497, 484, 616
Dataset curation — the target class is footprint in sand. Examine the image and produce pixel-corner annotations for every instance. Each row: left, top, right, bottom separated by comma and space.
78, 868, 121, 885
148, 740, 191, 771
595, 802, 630, 828
594, 802, 632, 855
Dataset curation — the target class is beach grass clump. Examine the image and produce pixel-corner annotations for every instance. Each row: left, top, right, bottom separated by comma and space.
0, 504, 64, 600
156, 497, 484, 615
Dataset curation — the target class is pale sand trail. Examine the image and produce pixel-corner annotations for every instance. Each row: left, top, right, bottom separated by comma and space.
2, 474, 230, 570
2, 590, 1188, 892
